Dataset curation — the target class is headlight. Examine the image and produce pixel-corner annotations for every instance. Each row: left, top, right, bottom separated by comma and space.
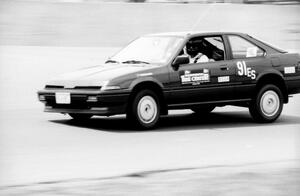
101, 81, 121, 91
101, 86, 121, 91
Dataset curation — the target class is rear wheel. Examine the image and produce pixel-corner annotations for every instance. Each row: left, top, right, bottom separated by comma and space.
191, 105, 215, 114
127, 90, 160, 129
249, 84, 283, 123
69, 113, 93, 120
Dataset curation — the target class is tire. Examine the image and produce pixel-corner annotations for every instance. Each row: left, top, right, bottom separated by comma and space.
249, 84, 283, 123
191, 105, 215, 114
69, 113, 93, 120
127, 90, 160, 129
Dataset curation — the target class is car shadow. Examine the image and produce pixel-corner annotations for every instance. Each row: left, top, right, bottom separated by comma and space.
49, 110, 300, 133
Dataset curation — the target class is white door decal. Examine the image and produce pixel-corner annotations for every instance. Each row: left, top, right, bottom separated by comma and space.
237, 61, 256, 79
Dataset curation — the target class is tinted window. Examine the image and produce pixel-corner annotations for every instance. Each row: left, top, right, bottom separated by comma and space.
228, 35, 265, 59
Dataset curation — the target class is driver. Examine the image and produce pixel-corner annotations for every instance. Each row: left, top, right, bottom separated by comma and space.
185, 40, 209, 63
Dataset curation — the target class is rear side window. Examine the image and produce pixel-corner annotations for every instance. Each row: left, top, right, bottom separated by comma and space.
228, 35, 265, 59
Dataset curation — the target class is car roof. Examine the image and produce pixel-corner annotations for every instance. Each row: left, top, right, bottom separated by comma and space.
145, 31, 285, 54
146, 31, 247, 38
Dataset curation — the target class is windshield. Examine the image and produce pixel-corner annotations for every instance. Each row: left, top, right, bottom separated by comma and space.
108, 36, 184, 64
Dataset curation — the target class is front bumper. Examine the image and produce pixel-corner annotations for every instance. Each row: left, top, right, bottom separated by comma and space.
37, 89, 130, 116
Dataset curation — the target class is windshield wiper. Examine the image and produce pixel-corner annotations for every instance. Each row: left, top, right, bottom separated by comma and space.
122, 60, 150, 64
105, 59, 119, 64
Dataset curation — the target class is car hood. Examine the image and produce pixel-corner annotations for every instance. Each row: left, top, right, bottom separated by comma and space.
47, 63, 157, 88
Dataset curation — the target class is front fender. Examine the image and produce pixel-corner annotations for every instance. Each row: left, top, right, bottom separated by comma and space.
128, 76, 164, 90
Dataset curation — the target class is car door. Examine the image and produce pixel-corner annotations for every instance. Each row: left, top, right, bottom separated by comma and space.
225, 34, 269, 100
167, 35, 237, 105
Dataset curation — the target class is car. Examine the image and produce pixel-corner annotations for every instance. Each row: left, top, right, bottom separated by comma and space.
38, 31, 300, 129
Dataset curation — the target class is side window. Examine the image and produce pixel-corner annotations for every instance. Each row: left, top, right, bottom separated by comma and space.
228, 35, 265, 59
184, 36, 225, 64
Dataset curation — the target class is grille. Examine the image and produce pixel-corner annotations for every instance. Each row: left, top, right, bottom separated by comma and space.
74, 86, 101, 90
45, 85, 101, 90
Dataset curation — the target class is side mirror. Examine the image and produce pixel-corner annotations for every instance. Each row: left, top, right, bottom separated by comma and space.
172, 55, 190, 69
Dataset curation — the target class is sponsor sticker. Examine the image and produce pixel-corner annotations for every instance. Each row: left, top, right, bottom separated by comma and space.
181, 69, 210, 85
246, 47, 258, 58
218, 76, 230, 83
284, 66, 295, 74
184, 70, 191, 75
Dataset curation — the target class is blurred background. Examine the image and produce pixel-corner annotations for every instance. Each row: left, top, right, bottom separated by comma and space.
0, 0, 299, 48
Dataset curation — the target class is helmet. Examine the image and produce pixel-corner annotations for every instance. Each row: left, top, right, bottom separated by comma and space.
186, 40, 202, 57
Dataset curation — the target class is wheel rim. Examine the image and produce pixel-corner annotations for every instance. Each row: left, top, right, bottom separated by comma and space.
260, 90, 280, 117
137, 95, 157, 124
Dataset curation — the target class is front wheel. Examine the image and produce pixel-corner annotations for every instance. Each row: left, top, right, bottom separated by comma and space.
249, 84, 283, 123
127, 90, 160, 129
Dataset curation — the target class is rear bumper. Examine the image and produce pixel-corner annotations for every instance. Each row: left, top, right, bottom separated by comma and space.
38, 89, 130, 116
286, 79, 300, 95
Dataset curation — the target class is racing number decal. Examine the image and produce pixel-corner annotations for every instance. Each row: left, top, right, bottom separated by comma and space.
237, 61, 256, 79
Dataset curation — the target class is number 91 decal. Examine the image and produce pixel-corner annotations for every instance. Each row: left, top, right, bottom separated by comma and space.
237, 61, 256, 79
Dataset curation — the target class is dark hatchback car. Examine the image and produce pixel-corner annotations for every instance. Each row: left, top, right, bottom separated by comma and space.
38, 32, 300, 129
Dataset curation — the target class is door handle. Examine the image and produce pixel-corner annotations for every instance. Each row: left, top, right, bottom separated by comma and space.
220, 67, 229, 71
